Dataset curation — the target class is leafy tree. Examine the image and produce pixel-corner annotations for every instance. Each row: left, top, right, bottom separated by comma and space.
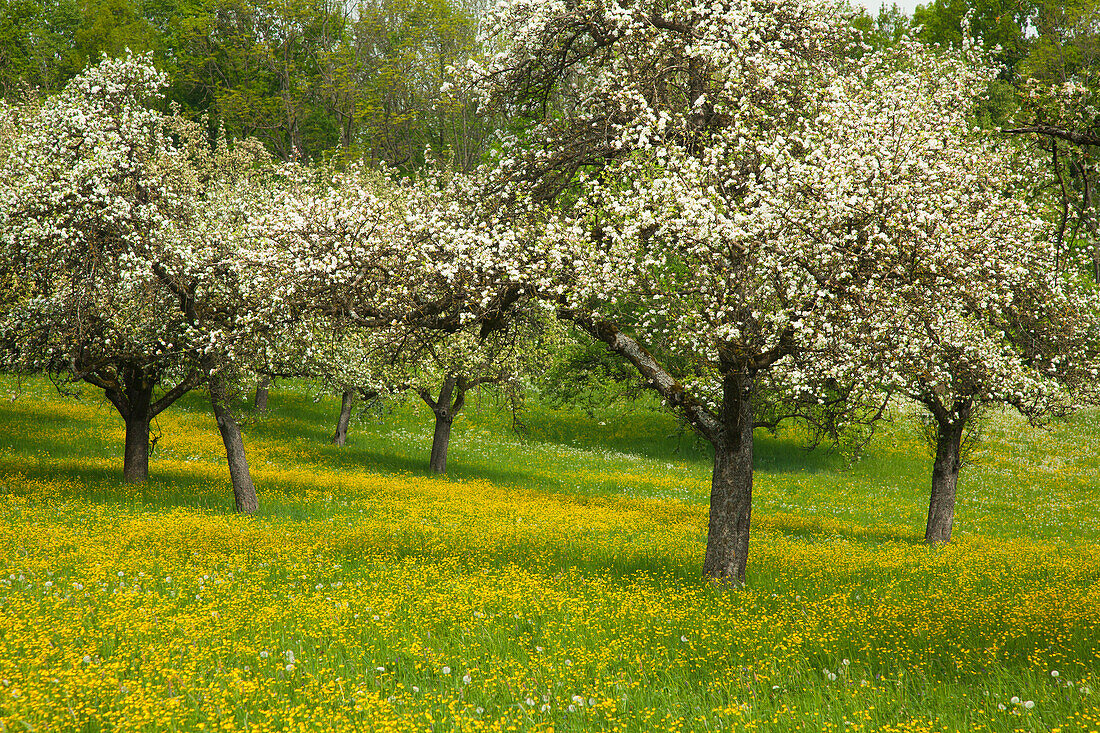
784, 42, 1100, 543
1008, 0, 1100, 282
0, 55, 203, 482
459, 0, 1100, 580
0, 0, 82, 94
1021, 0, 1100, 85
912, 0, 1033, 78
851, 2, 914, 51
172, 0, 338, 159
347, 0, 486, 169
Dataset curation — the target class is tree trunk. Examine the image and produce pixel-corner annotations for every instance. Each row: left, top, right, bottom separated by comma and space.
419, 374, 467, 476
96, 365, 200, 484
924, 416, 966, 544
429, 410, 454, 474
254, 376, 270, 412
702, 372, 755, 584
113, 375, 155, 484
332, 390, 355, 447
122, 409, 152, 484
210, 374, 258, 514
1085, 167, 1100, 284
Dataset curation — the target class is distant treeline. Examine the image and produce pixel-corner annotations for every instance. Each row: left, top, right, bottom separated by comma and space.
0, 0, 491, 167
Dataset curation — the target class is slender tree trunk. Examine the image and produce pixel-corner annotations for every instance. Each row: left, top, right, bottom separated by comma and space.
419, 374, 466, 475
924, 417, 966, 544
703, 372, 755, 584
122, 409, 152, 484
332, 390, 355, 447
254, 376, 270, 412
1085, 168, 1100, 284
210, 373, 258, 514
429, 411, 454, 474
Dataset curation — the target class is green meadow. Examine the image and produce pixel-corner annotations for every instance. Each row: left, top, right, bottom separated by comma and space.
0, 375, 1098, 732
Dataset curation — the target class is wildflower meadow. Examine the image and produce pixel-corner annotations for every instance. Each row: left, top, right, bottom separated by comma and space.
0, 376, 1097, 732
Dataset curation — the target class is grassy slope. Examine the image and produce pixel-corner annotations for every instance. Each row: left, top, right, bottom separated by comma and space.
0, 376, 1098, 732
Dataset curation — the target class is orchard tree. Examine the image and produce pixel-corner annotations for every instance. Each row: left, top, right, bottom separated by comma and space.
778, 42, 1100, 543
405, 306, 555, 474
0, 53, 285, 511
466, 0, 893, 583
149, 119, 288, 513
249, 159, 544, 469
0, 54, 205, 483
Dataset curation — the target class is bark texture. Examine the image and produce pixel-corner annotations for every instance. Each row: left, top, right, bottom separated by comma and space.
254, 376, 270, 412
418, 374, 467, 475
122, 408, 152, 483
210, 372, 259, 514
924, 400, 976, 541
332, 390, 355, 447
924, 414, 967, 544
109, 375, 155, 483
702, 371, 755, 583
429, 412, 454, 474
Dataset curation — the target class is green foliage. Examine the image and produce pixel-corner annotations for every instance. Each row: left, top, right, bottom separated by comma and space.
1021, 0, 1100, 85
850, 3, 914, 51
0, 0, 82, 93
913, 0, 1032, 78
538, 330, 645, 417
0, 0, 488, 166
171, 0, 344, 160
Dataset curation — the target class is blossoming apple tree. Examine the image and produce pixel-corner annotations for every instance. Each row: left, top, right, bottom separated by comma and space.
465, 0, 1100, 579
0, 53, 285, 511
465, 0, 893, 583
250, 161, 551, 471
784, 44, 1100, 543
0, 55, 207, 483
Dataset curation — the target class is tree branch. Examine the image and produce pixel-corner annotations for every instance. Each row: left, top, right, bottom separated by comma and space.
1001, 126, 1100, 147
416, 387, 438, 410
563, 309, 723, 442
150, 370, 204, 417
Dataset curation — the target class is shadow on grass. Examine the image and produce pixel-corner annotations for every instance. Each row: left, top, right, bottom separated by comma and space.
519, 403, 846, 474
0, 460, 237, 514
255, 391, 843, 477
317, 443, 696, 502
756, 514, 922, 546
0, 409, 115, 461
